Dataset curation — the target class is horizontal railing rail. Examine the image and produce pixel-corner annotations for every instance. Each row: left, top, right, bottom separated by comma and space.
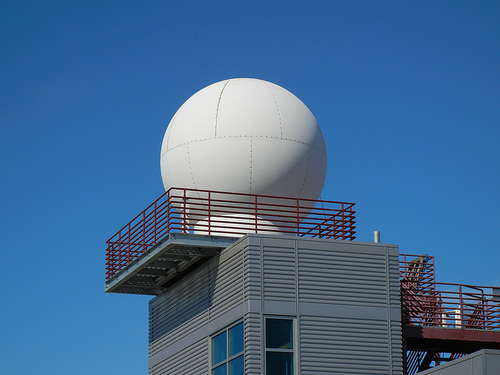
106, 188, 356, 279
401, 281, 500, 330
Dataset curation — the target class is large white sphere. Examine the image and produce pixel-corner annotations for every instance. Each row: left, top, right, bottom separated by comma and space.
160, 78, 327, 200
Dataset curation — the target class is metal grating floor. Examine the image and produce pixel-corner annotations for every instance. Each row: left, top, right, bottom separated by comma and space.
105, 233, 238, 295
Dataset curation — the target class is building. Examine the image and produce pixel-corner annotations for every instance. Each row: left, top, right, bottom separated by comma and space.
104, 188, 500, 374
106, 78, 499, 374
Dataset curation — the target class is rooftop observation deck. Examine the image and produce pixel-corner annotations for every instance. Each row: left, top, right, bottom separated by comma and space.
104, 187, 356, 293
399, 254, 500, 374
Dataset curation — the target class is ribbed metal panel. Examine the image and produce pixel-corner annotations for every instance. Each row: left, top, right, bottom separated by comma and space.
244, 239, 262, 301
256, 237, 402, 374
300, 316, 393, 374
148, 234, 402, 375
149, 241, 246, 374
298, 249, 388, 307
388, 253, 403, 374
149, 338, 207, 375
208, 248, 244, 321
244, 312, 263, 374
243, 240, 264, 374
390, 321, 403, 373
149, 262, 211, 357
263, 238, 297, 302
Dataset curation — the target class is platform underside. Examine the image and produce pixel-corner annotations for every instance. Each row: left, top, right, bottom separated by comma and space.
104, 233, 238, 295
404, 325, 500, 353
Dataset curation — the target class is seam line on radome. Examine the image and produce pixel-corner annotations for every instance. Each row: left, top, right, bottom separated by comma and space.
214, 80, 230, 138
160, 136, 326, 158
263, 81, 283, 138
186, 144, 198, 189
297, 145, 311, 197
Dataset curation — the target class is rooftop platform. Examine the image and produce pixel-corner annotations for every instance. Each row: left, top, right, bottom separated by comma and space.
105, 233, 238, 295
105, 187, 356, 281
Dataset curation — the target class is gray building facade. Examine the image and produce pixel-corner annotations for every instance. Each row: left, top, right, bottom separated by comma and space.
148, 234, 403, 374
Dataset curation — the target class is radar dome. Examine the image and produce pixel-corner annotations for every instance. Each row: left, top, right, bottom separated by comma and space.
160, 78, 327, 200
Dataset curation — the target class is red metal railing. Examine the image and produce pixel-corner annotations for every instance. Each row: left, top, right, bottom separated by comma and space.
106, 188, 356, 279
401, 281, 500, 330
400, 254, 500, 331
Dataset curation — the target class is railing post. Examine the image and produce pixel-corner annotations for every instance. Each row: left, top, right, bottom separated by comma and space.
296, 198, 300, 236
254, 195, 258, 233
166, 190, 171, 233
183, 188, 187, 233
105, 240, 110, 279
142, 211, 146, 253
459, 285, 463, 329
208, 191, 211, 235
117, 230, 122, 278
127, 222, 131, 264
341, 203, 345, 240
153, 200, 157, 244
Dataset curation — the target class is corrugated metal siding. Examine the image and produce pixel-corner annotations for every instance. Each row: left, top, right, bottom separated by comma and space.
243, 240, 262, 301
149, 240, 246, 374
256, 236, 402, 375
244, 312, 263, 374
149, 263, 210, 356
389, 320, 403, 373
243, 240, 263, 374
148, 235, 402, 375
263, 238, 297, 302
208, 248, 244, 321
300, 315, 393, 374
388, 252, 403, 374
149, 337, 207, 375
298, 246, 389, 307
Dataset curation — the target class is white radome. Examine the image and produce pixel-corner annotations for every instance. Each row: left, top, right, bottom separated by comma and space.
160, 78, 327, 234
160, 78, 327, 199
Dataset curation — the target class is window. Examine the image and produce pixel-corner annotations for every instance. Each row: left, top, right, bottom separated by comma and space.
265, 318, 295, 375
211, 322, 244, 375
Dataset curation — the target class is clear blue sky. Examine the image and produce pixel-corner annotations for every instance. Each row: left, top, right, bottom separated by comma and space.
1, 1, 499, 374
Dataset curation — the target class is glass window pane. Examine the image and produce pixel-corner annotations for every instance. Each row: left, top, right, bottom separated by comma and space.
266, 319, 293, 349
212, 363, 227, 375
228, 354, 244, 375
266, 351, 293, 375
228, 322, 244, 356
212, 331, 227, 365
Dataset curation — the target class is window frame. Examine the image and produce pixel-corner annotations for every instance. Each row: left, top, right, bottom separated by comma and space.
210, 320, 244, 375
264, 316, 297, 375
